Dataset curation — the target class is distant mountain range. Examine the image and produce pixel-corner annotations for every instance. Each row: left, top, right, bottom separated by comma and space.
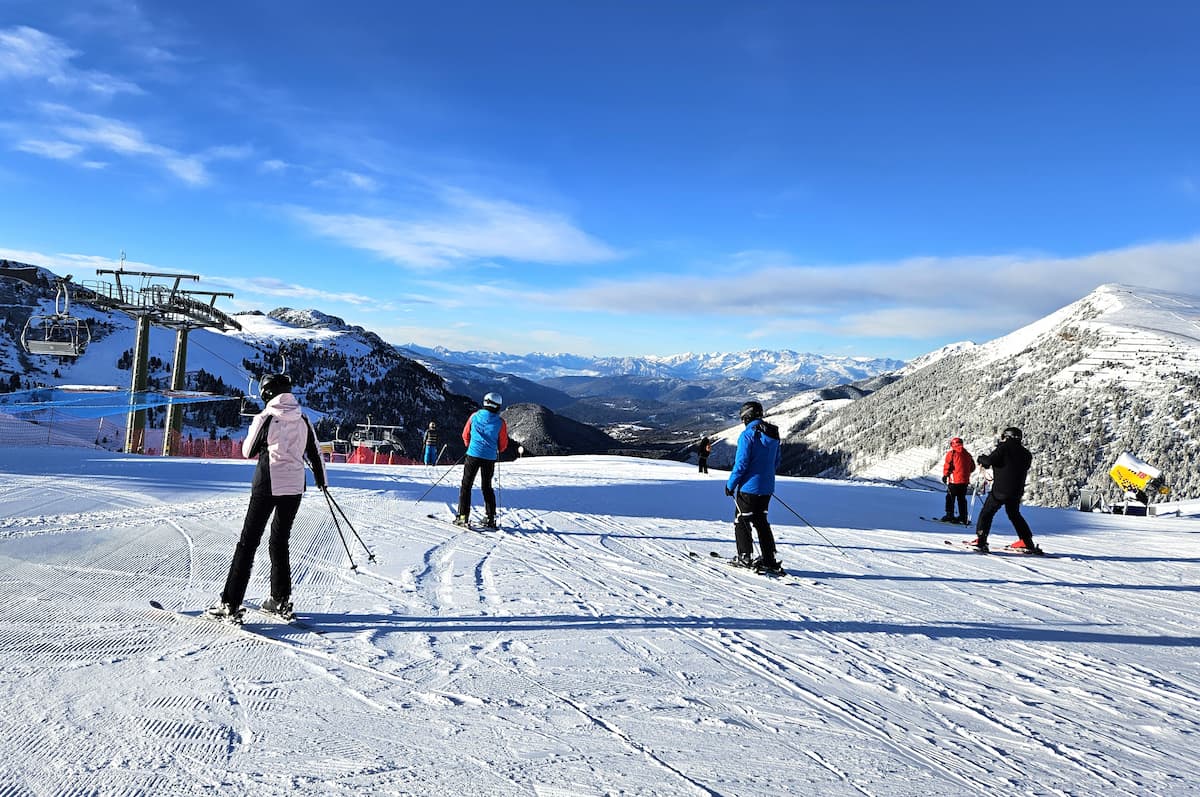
398, 344, 905, 443
401, 343, 904, 386
0, 259, 898, 459
8, 259, 1194, 508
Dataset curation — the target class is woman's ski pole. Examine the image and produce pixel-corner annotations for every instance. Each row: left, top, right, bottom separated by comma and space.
320, 487, 359, 572
319, 484, 374, 566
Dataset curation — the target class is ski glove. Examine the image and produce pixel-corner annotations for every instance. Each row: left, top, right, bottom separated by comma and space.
942, 475, 949, 484
724, 486, 734, 497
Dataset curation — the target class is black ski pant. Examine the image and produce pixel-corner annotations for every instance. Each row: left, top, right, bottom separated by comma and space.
457, 455, 496, 519
698, 456, 709, 474
733, 491, 777, 563
974, 493, 1034, 546
944, 482, 969, 519
221, 491, 303, 608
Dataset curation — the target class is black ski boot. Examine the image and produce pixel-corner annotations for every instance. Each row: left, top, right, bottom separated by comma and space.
753, 556, 785, 576
204, 602, 245, 625
261, 596, 295, 621
729, 552, 754, 568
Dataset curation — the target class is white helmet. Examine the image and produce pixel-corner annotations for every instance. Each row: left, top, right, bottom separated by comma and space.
483, 392, 503, 409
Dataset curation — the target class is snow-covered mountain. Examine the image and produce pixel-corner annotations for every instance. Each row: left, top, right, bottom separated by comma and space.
2, 260, 902, 457
402, 343, 904, 386
729, 283, 1200, 507
398, 345, 905, 442
396, 346, 575, 410
11, 259, 1198, 509
0, 264, 479, 456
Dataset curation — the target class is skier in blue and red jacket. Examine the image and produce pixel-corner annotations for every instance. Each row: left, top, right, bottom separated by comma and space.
455, 392, 509, 528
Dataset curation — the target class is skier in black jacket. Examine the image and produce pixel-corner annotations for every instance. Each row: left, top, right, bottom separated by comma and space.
972, 427, 1041, 554
697, 435, 712, 474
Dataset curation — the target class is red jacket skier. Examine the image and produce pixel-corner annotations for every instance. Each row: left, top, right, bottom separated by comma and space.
939, 437, 975, 523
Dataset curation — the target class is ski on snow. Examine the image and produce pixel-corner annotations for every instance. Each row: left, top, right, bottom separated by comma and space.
147, 601, 326, 655
687, 550, 794, 580
425, 513, 501, 533
942, 539, 1054, 557
241, 600, 326, 634
920, 516, 973, 528
149, 600, 325, 635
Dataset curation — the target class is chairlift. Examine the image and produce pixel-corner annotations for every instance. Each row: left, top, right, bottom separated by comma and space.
350, 418, 407, 456
21, 281, 91, 357
239, 376, 263, 417
240, 354, 289, 416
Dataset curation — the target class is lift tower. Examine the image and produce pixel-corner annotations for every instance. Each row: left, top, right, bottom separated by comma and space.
81, 267, 241, 454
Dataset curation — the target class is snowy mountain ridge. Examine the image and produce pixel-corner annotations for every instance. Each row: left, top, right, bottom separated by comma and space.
401, 343, 904, 387
734, 283, 1200, 507
7, 259, 1199, 506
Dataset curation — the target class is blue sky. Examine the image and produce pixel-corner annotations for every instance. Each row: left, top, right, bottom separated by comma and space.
1, 1, 1198, 360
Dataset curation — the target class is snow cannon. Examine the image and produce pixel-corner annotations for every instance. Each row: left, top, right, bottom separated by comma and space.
1109, 452, 1169, 498
1094, 451, 1166, 513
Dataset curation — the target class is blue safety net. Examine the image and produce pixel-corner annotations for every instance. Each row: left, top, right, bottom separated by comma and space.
0, 387, 236, 419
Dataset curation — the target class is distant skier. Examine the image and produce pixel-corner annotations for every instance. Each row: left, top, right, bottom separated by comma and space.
455, 392, 508, 529
697, 435, 713, 474
206, 374, 327, 624
423, 421, 439, 465
971, 427, 1042, 554
939, 436, 976, 524
725, 401, 783, 574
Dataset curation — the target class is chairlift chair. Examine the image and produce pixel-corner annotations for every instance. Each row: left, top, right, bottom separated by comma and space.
239, 376, 263, 417
21, 282, 91, 357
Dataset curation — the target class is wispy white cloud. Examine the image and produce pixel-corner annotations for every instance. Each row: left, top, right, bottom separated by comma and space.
370, 320, 598, 354
208, 276, 393, 311
312, 169, 380, 193
15, 139, 84, 160
0, 248, 157, 275
286, 187, 620, 269
0, 25, 142, 97
202, 144, 254, 162
556, 237, 1200, 341
27, 103, 209, 185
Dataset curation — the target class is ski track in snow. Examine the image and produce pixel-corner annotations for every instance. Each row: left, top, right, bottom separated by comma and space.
1, 450, 1199, 795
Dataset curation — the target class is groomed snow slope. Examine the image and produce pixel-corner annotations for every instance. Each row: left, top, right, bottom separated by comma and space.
1, 449, 1198, 796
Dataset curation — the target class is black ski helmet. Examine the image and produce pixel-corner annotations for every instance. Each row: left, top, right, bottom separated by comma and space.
1001, 426, 1023, 442
739, 400, 764, 424
260, 373, 293, 403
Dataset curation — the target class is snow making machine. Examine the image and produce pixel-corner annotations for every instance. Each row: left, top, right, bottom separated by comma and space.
1079, 451, 1171, 516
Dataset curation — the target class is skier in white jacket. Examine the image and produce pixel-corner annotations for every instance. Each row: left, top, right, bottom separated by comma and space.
206, 374, 327, 623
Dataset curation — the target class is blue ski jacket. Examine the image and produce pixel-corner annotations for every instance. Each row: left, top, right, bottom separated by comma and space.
726, 419, 782, 496
462, 408, 508, 461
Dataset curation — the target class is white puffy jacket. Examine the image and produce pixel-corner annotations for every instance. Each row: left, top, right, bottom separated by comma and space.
243, 393, 326, 496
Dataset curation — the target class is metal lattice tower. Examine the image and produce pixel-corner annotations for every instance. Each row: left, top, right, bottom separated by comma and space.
74, 267, 242, 454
